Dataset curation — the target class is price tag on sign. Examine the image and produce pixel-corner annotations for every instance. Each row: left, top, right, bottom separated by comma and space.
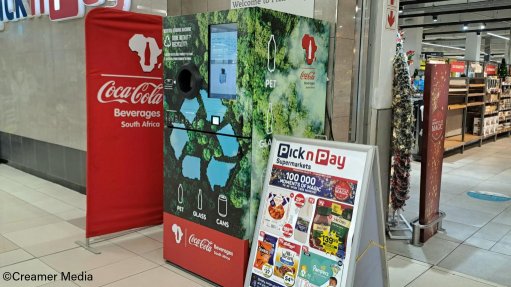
283, 272, 295, 286
262, 263, 273, 278
319, 230, 340, 256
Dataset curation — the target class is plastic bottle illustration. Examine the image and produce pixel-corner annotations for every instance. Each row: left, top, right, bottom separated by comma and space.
266, 103, 274, 135
177, 184, 183, 204
294, 200, 312, 244
308, 39, 313, 63
267, 35, 276, 73
218, 194, 228, 217
197, 189, 203, 210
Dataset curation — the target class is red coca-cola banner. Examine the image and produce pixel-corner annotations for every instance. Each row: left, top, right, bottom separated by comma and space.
419, 63, 450, 242
85, 8, 163, 238
164, 214, 249, 287
450, 61, 465, 73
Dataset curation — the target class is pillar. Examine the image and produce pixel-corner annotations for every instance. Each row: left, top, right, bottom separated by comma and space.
403, 27, 423, 78
362, 0, 400, 219
465, 32, 481, 61
484, 36, 491, 62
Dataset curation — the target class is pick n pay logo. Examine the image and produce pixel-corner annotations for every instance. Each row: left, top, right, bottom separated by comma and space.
277, 143, 346, 170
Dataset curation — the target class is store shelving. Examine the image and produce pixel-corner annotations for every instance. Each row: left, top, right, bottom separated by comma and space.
445, 77, 470, 151
498, 81, 511, 135
418, 60, 511, 156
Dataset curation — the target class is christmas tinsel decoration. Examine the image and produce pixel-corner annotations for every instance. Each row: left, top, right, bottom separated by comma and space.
390, 31, 415, 211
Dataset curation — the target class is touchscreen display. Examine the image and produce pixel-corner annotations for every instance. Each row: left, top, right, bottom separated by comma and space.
209, 23, 238, 99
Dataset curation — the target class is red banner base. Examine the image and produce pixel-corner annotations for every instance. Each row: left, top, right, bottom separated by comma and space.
163, 213, 249, 287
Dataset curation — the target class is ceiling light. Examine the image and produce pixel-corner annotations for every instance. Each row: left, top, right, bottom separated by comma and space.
488, 32, 510, 41
422, 42, 465, 51
433, 15, 438, 22
399, 7, 403, 14
480, 23, 486, 29
463, 23, 468, 30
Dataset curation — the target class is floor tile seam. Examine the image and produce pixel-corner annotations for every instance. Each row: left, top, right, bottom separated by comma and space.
101, 225, 162, 251
0, 214, 66, 235
0, 252, 35, 269
424, 239, 464, 268
441, 201, 502, 218
431, 266, 508, 287
0, 234, 20, 250
3, 225, 85, 247
1, 174, 50, 191
488, 245, 511, 257
470, 232, 509, 246
496, 229, 511, 245
40, 244, 139, 275
92, 265, 161, 287
457, 209, 509, 251
31, 192, 86, 213
106, 235, 162, 260
83, 252, 158, 275
0, 257, 60, 274
162, 263, 221, 287
0, 193, 74, 222
436, 225, 480, 245
9, 191, 81, 214
391, 255, 433, 268
402, 265, 433, 287
458, 240, 511, 259
38, 245, 83, 261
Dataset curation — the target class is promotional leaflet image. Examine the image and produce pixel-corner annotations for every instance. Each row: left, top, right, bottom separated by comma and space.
247, 140, 368, 287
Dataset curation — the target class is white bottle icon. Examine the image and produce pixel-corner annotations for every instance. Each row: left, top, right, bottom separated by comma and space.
177, 184, 183, 204
197, 189, 203, 210
266, 103, 274, 135
308, 39, 313, 62
267, 35, 276, 73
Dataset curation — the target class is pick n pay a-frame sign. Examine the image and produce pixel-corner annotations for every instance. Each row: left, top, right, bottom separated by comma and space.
245, 136, 388, 287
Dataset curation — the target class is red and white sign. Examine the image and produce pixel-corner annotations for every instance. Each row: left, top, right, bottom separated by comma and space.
1, 0, 131, 30
385, 0, 398, 30
386, 8, 397, 30
164, 214, 249, 287
85, 8, 163, 238
450, 61, 466, 74
486, 64, 497, 75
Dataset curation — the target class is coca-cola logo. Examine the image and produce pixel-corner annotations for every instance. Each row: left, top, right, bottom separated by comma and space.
188, 234, 213, 253
97, 81, 163, 105
300, 71, 316, 81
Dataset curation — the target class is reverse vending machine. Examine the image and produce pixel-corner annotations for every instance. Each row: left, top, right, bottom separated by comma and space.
162, 8, 330, 287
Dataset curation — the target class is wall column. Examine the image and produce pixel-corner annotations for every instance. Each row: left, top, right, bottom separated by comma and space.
403, 27, 423, 77
465, 32, 481, 61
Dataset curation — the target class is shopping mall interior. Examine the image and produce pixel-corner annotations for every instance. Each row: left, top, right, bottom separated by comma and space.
1, 0, 511, 287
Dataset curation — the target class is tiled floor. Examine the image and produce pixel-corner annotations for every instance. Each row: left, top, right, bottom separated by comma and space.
389, 136, 511, 287
0, 137, 510, 286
